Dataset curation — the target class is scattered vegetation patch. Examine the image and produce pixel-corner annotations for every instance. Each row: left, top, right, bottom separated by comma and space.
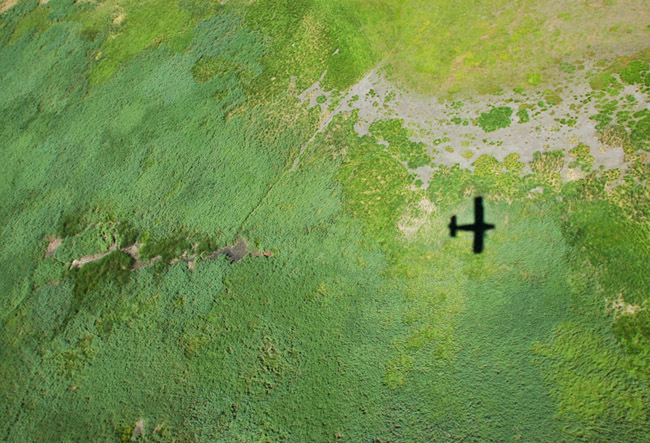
598, 124, 635, 153
477, 106, 513, 132
543, 88, 562, 106
630, 109, 650, 150
568, 143, 594, 172
589, 72, 623, 96
369, 118, 431, 168
559, 62, 576, 74
516, 108, 530, 123
504, 153, 525, 174
339, 141, 413, 242
531, 150, 565, 188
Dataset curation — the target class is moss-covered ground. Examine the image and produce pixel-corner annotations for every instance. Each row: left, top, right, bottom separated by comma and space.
1, 0, 649, 441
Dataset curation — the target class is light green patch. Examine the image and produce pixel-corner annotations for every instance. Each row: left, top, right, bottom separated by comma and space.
533, 319, 650, 440
530, 150, 565, 189
559, 62, 576, 74
369, 118, 431, 169
589, 72, 623, 96
568, 143, 594, 172
8, 4, 51, 44
87, 0, 196, 84
543, 88, 562, 106
526, 72, 542, 86
504, 153, 524, 174
517, 108, 530, 123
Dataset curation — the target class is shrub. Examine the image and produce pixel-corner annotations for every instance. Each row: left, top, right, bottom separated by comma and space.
477, 106, 513, 132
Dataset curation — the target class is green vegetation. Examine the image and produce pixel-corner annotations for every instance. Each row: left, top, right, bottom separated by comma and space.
1, 0, 650, 440
527, 72, 542, 86
369, 118, 431, 169
477, 106, 513, 132
619, 60, 650, 84
559, 62, 577, 74
73, 251, 134, 297
568, 144, 594, 172
589, 72, 624, 96
543, 88, 563, 106
461, 149, 474, 160
517, 108, 530, 123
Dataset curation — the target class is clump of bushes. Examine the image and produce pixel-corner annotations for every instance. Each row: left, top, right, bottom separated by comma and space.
139, 234, 191, 262
477, 106, 513, 132
588, 72, 623, 96
116, 221, 139, 248
568, 143, 594, 172
73, 251, 134, 298
516, 108, 530, 123
618, 60, 649, 85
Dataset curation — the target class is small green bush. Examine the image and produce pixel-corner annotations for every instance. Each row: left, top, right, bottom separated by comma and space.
568, 143, 594, 172
477, 106, 513, 132
516, 108, 530, 123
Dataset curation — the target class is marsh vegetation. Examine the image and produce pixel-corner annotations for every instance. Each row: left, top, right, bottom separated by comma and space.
1, 0, 649, 440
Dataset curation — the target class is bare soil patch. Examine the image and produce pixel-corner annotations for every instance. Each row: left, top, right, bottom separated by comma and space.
45, 237, 62, 258
0, 0, 18, 14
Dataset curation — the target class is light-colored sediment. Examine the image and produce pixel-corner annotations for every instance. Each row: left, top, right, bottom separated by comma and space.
297, 59, 648, 188
0, 0, 18, 14
45, 237, 63, 258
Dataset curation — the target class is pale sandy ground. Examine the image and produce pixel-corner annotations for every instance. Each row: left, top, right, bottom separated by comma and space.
45, 237, 63, 257
298, 61, 649, 188
0, 0, 18, 14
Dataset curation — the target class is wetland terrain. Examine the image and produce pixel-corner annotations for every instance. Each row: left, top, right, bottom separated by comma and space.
1, 0, 650, 441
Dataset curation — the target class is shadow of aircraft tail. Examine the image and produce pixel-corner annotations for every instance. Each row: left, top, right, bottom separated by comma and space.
449, 215, 458, 237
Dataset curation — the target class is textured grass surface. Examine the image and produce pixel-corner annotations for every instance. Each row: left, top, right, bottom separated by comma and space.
1, 0, 650, 440
334, 0, 650, 94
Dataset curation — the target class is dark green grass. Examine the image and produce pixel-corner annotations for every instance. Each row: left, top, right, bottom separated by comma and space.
477, 106, 513, 133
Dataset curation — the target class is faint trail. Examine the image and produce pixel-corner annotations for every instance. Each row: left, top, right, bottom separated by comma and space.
235, 67, 383, 236
291, 66, 381, 171
289, 117, 331, 171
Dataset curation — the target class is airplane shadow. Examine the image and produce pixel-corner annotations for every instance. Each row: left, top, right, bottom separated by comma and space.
449, 197, 495, 254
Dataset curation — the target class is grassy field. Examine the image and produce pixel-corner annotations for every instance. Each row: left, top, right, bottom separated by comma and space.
1, 0, 649, 441
242, 0, 650, 94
